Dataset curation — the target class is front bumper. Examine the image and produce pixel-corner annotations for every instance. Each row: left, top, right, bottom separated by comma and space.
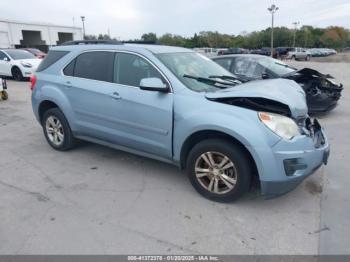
21, 66, 38, 78
258, 119, 330, 198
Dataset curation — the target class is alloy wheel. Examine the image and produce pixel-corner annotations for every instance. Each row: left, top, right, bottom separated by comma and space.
194, 151, 237, 194
45, 116, 64, 146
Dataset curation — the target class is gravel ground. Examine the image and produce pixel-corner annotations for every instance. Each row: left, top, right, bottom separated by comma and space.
0, 60, 349, 255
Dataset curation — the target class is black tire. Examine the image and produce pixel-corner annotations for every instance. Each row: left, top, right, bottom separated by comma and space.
12, 67, 23, 81
305, 55, 311, 61
186, 139, 252, 202
291, 55, 296, 61
1, 91, 8, 100
42, 108, 76, 151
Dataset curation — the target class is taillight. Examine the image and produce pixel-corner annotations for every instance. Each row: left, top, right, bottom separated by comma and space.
30, 75, 37, 91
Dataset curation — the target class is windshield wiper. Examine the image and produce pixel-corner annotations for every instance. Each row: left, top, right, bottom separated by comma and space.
209, 75, 246, 83
183, 74, 238, 89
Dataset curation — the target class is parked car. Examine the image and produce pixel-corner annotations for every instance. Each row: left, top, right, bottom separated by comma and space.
0, 49, 41, 80
218, 48, 249, 55
275, 47, 292, 57
21, 48, 47, 59
309, 49, 323, 57
31, 41, 330, 202
212, 54, 343, 113
287, 47, 311, 61
259, 47, 272, 56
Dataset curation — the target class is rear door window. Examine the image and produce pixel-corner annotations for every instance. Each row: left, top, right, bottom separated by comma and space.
73, 51, 115, 82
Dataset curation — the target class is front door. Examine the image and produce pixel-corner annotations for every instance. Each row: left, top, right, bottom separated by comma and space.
109, 52, 173, 158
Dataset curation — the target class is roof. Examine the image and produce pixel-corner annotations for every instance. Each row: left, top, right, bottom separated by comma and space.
52, 43, 192, 54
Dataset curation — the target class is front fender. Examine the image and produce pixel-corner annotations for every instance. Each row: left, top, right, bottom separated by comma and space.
173, 96, 282, 181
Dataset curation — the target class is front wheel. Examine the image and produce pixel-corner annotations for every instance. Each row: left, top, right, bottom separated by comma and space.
186, 139, 252, 202
12, 67, 23, 81
42, 108, 76, 151
305, 55, 311, 61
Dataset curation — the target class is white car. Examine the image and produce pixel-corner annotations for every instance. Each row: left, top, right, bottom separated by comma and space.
0, 49, 41, 81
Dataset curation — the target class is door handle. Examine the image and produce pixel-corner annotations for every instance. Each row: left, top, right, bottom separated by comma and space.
110, 92, 121, 100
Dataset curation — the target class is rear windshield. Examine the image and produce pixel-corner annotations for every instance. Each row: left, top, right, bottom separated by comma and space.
26, 48, 44, 55
36, 50, 69, 72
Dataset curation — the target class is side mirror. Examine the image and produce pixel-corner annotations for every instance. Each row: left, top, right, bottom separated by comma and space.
3, 57, 9, 61
139, 77, 169, 92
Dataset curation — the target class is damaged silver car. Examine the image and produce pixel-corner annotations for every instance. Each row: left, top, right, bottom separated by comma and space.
212, 54, 343, 113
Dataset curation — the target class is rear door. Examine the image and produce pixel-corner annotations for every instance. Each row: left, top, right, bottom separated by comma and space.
61, 51, 120, 140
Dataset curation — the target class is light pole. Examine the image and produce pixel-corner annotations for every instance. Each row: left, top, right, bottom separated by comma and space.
80, 16, 86, 40
292, 21, 300, 47
267, 4, 279, 57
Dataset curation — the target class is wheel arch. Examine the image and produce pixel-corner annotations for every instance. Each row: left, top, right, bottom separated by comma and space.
11, 65, 23, 75
179, 130, 259, 182
38, 100, 60, 123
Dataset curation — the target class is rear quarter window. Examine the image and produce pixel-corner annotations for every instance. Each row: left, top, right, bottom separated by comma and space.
36, 50, 69, 72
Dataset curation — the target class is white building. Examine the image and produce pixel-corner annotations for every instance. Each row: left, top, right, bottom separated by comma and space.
0, 19, 83, 52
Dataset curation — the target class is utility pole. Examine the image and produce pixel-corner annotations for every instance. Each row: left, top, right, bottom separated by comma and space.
80, 16, 86, 40
292, 21, 300, 47
267, 4, 279, 57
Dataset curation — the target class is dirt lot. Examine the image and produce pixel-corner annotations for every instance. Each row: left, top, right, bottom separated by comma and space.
0, 60, 349, 255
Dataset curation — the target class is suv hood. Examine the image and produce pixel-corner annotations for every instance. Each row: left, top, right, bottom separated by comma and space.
205, 79, 307, 118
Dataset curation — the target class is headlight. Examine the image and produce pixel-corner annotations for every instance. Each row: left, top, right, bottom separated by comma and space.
258, 112, 300, 140
20, 62, 32, 68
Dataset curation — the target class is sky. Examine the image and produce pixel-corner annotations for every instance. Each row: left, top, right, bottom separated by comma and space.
1, 0, 349, 40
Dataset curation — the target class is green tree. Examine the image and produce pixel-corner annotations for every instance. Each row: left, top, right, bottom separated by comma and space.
141, 32, 157, 43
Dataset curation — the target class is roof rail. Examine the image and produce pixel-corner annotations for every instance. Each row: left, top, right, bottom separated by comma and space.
122, 40, 157, 45
59, 40, 123, 46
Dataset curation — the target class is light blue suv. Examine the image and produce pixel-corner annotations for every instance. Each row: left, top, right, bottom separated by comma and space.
31, 41, 330, 202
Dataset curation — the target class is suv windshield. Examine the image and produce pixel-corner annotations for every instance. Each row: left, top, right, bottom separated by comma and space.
157, 52, 234, 92
5, 50, 36, 60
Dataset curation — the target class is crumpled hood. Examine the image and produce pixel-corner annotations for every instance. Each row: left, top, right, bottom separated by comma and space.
285, 67, 333, 79
205, 78, 308, 118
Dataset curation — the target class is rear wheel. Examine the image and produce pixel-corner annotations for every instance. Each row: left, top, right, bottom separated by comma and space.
291, 55, 296, 60
12, 67, 23, 81
186, 139, 252, 202
42, 108, 76, 151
